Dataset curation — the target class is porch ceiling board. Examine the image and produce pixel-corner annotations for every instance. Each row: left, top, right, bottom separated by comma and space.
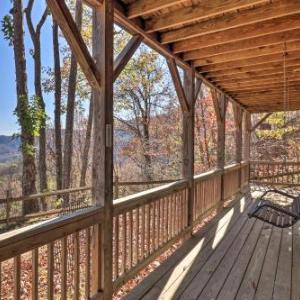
81, 0, 300, 112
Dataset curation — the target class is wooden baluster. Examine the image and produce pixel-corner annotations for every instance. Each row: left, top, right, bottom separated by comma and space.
141, 206, 145, 260
74, 232, 80, 300
158, 199, 162, 247
122, 212, 127, 273
61, 237, 67, 300
14, 255, 21, 300
170, 194, 174, 238
155, 200, 159, 250
172, 193, 176, 236
176, 192, 179, 234
185, 188, 188, 227
135, 208, 139, 265
203, 180, 206, 217
128, 210, 133, 269
178, 191, 182, 232
114, 216, 119, 278
164, 197, 168, 243
32, 248, 38, 300
147, 204, 151, 257
193, 182, 198, 220
183, 190, 186, 230
48, 243, 54, 300
85, 228, 90, 299
0, 262, 2, 299
150, 203, 154, 253
168, 196, 171, 240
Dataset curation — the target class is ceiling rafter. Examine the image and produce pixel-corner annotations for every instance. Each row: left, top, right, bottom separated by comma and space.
127, 0, 186, 19
145, 0, 267, 33
161, 0, 300, 44
173, 14, 300, 53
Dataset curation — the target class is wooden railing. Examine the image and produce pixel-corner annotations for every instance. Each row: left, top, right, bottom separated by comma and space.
0, 180, 179, 228
0, 163, 249, 299
250, 160, 300, 186
0, 186, 92, 226
193, 169, 222, 223
0, 206, 103, 299
223, 163, 244, 200
112, 180, 189, 290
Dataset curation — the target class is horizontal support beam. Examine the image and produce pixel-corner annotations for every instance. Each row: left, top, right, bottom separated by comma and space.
145, 0, 266, 33
161, 0, 300, 44
173, 14, 300, 53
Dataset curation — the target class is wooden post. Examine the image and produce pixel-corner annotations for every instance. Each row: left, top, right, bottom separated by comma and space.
212, 90, 227, 202
211, 90, 227, 170
233, 103, 243, 191
182, 68, 197, 230
91, 1, 114, 299
244, 111, 251, 162
115, 175, 119, 199
233, 103, 243, 164
244, 111, 252, 189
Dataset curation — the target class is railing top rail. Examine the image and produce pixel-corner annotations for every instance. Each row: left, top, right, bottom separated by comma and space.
113, 179, 188, 214
194, 169, 222, 182
224, 163, 241, 173
250, 160, 300, 165
0, 180, 181, 204
0, 206, 103, 262
0, 186, 92, 205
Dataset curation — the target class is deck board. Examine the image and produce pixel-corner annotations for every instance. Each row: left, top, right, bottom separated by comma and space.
273, 226, 293, 300
178, 205, 253, 299
292, 221, 300, 300
254, 226, 282, 300
125, 193, 300, 300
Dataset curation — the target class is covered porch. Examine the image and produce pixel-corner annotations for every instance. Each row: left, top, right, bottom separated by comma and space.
2, 0, 300, 299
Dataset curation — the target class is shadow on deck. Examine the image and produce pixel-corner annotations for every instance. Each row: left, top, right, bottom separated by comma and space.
125, 191, 300, 300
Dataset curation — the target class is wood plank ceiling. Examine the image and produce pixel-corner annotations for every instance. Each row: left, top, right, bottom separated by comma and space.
119, 0, 300, 112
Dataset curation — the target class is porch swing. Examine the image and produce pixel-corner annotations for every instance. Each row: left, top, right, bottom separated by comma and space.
248, 43, 300, 228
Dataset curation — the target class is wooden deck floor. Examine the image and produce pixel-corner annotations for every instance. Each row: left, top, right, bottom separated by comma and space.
125, 193, 300, 300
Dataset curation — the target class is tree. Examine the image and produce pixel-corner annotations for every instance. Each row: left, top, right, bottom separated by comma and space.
9, 0, 39, 213
52, 18, 63, 190
25, 0, 49, 209
114, 44, 174, 181
80, 94, 93, 187
62, 0, 82, 198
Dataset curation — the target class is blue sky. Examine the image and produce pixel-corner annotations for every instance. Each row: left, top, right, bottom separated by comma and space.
0, 0, 55, 135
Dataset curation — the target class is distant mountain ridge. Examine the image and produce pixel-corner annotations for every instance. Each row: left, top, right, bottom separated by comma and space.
0, 135, 21, 163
